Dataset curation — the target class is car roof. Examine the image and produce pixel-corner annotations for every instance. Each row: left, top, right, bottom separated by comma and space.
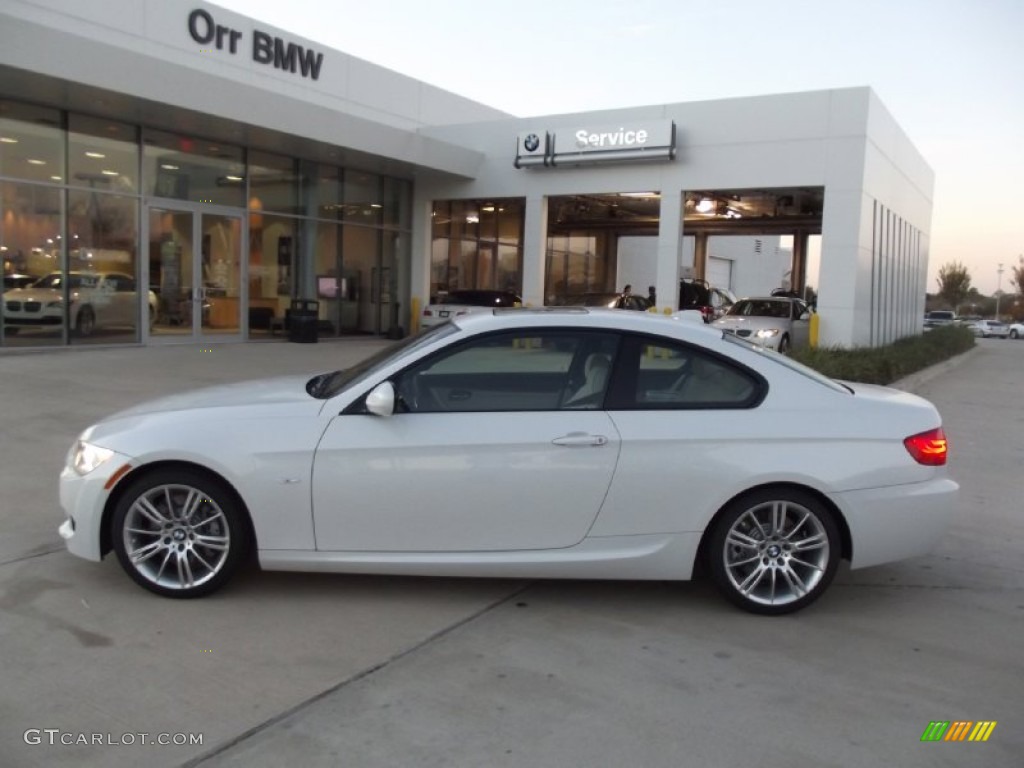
455, 306, 724, 342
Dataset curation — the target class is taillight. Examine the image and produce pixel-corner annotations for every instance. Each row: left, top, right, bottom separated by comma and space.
422, 309, 433, 316
904, 427, 948, 466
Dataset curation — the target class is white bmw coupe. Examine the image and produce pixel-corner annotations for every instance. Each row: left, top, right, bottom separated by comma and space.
59, 309, 958, 614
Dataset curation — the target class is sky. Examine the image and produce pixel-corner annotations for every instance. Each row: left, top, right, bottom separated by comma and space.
215, 0, 1023, 295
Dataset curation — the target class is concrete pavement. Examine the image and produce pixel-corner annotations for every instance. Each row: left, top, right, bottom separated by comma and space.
1, 337, 1021, 768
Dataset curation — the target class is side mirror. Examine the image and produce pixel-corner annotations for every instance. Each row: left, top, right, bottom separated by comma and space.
365, 381, 396, 417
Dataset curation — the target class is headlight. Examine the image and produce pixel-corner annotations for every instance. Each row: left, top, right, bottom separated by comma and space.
71, 440, 114, 476
755, 328, 780, 338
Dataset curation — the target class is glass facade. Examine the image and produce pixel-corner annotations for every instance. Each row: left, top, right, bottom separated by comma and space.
1, 98, 412, 348
430, 199, 524, 300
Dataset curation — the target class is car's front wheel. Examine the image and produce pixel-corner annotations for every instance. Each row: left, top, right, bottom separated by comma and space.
75, 306, 95, 337
777, 334, 791, 354
707, 488, 840, 615
111, 468, 251, 598
1010, 329, 1019, 339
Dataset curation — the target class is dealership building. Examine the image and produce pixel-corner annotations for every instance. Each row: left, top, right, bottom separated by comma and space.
0, 0, 933, 350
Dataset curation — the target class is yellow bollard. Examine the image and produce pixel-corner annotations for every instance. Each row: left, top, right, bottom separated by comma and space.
663, 306, 672, 315
410, 296, 420, 334
809, 311, 819, 348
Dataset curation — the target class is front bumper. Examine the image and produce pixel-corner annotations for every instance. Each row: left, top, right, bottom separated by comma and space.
58, 451, 133, 562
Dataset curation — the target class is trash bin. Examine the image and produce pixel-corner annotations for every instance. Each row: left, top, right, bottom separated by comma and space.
288, 299, 319, 343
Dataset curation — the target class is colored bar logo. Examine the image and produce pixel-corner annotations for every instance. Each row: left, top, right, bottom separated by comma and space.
921, 721, 997, 742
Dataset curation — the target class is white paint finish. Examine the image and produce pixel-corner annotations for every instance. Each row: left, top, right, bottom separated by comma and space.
312, 412, 620, 551
260, 532, 701, 581
59, 310, 957, 607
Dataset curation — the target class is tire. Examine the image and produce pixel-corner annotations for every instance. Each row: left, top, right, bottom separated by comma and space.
777, 334, 791, 354
111, 468, 251, 598
75, 306, 96, 337
1010, 329, 1019, 339
707, 488, 841, 615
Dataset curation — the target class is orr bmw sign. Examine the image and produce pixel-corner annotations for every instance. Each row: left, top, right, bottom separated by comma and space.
516, 120, 675, 168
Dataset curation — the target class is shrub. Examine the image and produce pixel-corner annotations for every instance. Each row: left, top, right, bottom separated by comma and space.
789, 326, 975, 385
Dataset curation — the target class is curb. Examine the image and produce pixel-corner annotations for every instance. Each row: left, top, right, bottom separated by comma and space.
889, 345, 980, 394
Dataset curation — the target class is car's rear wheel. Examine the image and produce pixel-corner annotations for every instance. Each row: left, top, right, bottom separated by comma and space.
75, 306, 95, 337
707, 488, 840, 615
1010, 329, 1019, 339
111, 468, 250, 598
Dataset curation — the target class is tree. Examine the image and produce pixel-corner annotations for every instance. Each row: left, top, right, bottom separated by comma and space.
936, 262, 972, 311
1012, 255, 1024, 297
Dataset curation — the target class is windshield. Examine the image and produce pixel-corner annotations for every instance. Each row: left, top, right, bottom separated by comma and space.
727, 299, 792, 319
307, 323, 460, 399
722, 334, 851, 394
31, 273, 94, 290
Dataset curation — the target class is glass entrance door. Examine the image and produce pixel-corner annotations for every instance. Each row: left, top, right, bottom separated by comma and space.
148, 206, 243, 340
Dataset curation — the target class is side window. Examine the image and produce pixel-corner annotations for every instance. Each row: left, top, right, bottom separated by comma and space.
615, 336, 760, 409
394, 331, 618, 413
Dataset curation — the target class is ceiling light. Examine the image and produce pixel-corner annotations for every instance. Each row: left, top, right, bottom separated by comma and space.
619, 191, 660, 198
481, 205, 495, 212
466, 214, 480, 224
51, 175, 62, 181
28, 159, 46, 165
0, 137, 18, 144
370, 203, 382, 209
225, 175, 243, 182
85, 151, 106, 159
696, 198, 714, 213
101, 170, 119, 176
161, 164, 179, 170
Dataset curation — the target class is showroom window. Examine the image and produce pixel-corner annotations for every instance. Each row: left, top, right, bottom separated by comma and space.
396, 330, 618, 413
69, 116, 139, 194
67, 190, 140, 344
431, 199, 524, 299
142, 129, 244, 207
0, 102, 64, 185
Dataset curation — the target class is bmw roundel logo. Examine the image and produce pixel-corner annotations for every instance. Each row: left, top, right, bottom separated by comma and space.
523, 133, 540, 153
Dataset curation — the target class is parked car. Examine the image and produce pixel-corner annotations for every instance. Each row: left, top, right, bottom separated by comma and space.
1009, 321, 1024, 340
2, 271, 158, 336
679, 279, 736, 322
711, 296, 811, 353
969, 319, 1010, 339
58, 308, 957, 615
559, 292, 651, 311
420, 289, 522, 328
923, 310, 956, 330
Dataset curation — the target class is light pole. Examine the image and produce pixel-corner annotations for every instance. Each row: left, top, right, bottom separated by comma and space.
995, 263, 1004, 318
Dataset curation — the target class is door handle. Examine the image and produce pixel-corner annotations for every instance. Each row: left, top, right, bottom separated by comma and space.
552, 432, 608, 447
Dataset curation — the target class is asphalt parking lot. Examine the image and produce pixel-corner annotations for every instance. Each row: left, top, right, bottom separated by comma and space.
1, 337, 1021, 768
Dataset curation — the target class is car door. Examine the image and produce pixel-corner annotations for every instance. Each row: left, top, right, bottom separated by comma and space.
311, 329, 622, 552
591, 334, 767, 538
790, 300, 811, 347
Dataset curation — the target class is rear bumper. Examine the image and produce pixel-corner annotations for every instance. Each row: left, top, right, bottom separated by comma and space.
836, 476, 959, 569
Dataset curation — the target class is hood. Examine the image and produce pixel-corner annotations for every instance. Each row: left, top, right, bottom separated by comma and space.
713, 316, 787, 331
108, 375, 317, 419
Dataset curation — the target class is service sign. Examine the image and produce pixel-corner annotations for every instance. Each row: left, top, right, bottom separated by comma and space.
553, 120, 674, 161
515, 120, 675, 168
